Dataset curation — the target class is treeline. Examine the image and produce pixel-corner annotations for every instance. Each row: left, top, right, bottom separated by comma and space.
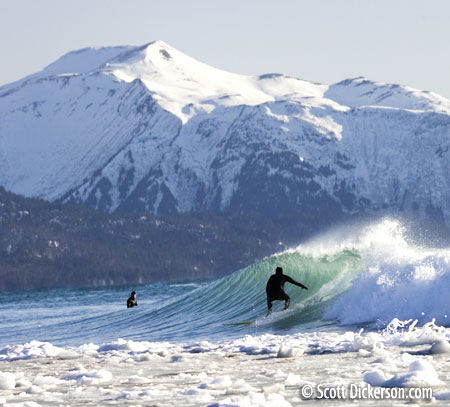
0, 187, 313, 291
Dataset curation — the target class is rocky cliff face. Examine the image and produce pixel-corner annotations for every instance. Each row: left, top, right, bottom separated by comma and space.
1, 41, 450, 224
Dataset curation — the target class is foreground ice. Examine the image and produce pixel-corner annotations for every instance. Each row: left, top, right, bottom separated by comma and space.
0, 319, 449, 406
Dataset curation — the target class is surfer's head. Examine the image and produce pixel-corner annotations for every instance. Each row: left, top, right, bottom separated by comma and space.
276, 267, 283, 275
131, 291, 136, 298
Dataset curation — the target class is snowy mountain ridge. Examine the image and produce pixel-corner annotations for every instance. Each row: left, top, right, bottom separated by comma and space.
1, 41, 450, 225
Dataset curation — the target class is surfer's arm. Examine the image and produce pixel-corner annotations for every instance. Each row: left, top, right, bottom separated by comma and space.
285, 275, 308, 289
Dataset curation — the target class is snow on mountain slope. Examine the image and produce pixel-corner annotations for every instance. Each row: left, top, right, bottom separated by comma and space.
105, 41, 332, 123
1, 41, 450, 225
326, 76, 450, 113
0, 70, 167, 199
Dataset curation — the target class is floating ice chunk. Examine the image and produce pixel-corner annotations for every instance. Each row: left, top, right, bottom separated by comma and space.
371, 355, 398, 372
0, 371, 15, 389
70, 363, 86, 371
57, 350, 80, 360
33, 375, 62, 387
0, 341, 63, 361
399, 352, 416, 364
97, 338, 149, 353
200, 375, 232, 390
429, 340, 450, 354
363, 369, 387, 386
181, 388, 216, 403
285, 373, 303, 386
209, 391, 291, 407
11, 371, 31, 388
357, 349, 371, 357
263, 383, 285, 393
117, 388, 172, 400
177, 371, 208, 381
78, 343, 99, 356
26, 385, 45, 394
15, 376, 32, 388
277, 344, 303, 358
61, 369, 113, 385
126, 375, 151, 384
367, 358, 442, 388
184, 388, 203, 395
265, 369, 285, 378
403, 359, 441, 385
27, 341, 63, 358
226, 379, 256, 395
133, 352, 159, 361
371, 346, 391, 358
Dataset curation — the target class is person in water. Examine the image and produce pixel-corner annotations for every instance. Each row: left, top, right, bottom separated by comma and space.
266, 267, 307, 315
127, 291, 138, 308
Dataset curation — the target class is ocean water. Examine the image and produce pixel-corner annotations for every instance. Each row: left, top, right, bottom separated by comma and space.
1, 218, 448, 348
1, 219, 450, 406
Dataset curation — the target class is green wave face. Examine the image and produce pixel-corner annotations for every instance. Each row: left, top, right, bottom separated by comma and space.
7, 247, 364, 346
127, 248, 364, 341
216, 249, 363, 322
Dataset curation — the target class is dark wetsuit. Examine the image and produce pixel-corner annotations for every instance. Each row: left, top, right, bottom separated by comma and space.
266, 274, 306, 313
127, 297, 137, 308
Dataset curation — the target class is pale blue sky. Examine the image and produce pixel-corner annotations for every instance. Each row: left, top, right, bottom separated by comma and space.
1, 0, 449, 97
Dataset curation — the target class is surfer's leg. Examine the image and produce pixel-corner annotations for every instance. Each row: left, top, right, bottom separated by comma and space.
267, 298, 273, 316
283, 293, 290, 310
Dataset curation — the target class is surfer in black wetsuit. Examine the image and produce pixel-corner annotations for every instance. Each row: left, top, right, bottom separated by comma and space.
266, 267, 307, 315
127, 291, 138, 308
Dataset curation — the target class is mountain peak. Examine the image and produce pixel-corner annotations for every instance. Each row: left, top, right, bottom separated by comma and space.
2, 41, 449, 123
101, 41, 328, 122
21, 40, 178, 82
1, 41, 450, 228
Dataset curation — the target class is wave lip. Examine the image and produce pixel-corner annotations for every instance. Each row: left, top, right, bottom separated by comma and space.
323, 219, 450, 327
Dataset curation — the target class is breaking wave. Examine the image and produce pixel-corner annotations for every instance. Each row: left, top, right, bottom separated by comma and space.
1, 219, 449, 347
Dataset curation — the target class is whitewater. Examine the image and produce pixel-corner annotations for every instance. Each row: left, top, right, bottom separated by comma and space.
1, 219, 449, 406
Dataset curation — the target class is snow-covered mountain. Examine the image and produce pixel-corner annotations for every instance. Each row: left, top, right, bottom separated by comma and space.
1, 41, 450, 225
